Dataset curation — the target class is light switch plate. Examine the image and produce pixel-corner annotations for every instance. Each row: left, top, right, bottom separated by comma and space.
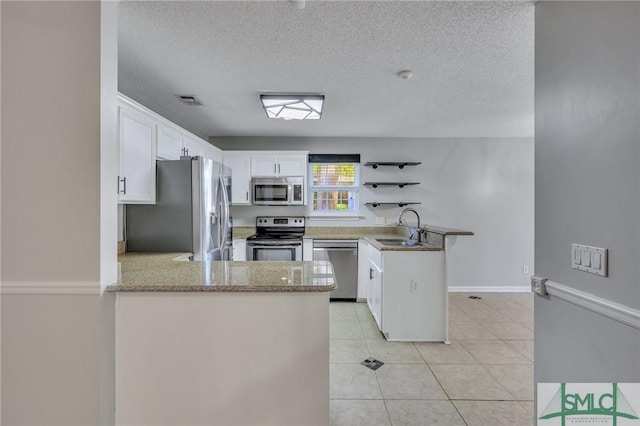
571, 244, 608, 277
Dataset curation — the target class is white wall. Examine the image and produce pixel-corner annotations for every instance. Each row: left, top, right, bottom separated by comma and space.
1, 2, 103, 424
213, 136, 534, 289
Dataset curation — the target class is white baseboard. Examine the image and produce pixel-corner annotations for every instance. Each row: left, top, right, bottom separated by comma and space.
1, 281, 101, 295
448, 285, 531, 293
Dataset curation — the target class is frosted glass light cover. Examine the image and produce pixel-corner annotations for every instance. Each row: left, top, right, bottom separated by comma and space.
260, 94, 324, 120
279, 108, 310, 120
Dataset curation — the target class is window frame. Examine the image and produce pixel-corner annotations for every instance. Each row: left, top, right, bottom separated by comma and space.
307, 162, 360, 217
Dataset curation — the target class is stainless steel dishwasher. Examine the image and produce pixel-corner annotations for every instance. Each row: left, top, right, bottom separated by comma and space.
313, 240, 358, 300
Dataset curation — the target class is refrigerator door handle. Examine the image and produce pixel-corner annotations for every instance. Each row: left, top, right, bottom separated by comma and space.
219, 175, 231, 253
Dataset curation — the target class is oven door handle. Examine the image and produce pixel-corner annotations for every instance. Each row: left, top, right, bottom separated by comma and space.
246, 242, 302, 247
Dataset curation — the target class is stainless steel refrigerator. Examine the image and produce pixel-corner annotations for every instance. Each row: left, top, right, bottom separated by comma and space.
126, 156, 232, 261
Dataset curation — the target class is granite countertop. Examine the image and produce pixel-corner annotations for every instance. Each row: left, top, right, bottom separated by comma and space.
106, 253, 336, 293
303, 226, 474, 251
421, 224, 474, 236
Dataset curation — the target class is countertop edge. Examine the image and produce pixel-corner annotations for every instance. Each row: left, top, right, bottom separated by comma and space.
423, 225, 474, 236
105, 284, 337, 293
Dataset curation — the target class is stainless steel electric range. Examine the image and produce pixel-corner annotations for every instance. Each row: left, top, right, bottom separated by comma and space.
246, 216, 305, 261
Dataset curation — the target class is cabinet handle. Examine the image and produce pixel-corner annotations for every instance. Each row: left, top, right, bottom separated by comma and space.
278, 163, 281, 174
117, 176, 120, 194
246, 191, 249, 201
369, 268, 374, 279
274, 164, 277, 174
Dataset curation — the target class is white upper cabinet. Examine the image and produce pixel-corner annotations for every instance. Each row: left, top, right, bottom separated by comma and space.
222, 151, 252, 205
157, 124, 222, 162
199, 141, 223, 163
250, 153, 307, 177
250, 154, 280, 176
156, 125, 183, 160
182, 136, 202, 158
118, 93, 224, 205
118, 106, 157, 204
278, 155, 307, 176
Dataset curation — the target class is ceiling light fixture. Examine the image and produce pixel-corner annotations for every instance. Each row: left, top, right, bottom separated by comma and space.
260, 94, 324, 120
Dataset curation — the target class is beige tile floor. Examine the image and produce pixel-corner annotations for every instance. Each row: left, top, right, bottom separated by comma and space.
330, 292, 534, 426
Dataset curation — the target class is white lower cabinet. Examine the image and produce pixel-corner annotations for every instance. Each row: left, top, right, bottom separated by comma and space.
357, 239, 369, 301
367, 256, 383, 330
303, 238, 313, 261
366, 245, 447, 342
232, 239, 246, 261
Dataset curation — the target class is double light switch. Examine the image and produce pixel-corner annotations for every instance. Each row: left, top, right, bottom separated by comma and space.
572, 243, 608, 277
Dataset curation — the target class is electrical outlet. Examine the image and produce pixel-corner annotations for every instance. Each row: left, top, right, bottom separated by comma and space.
410, 279, 419, 292
523, 265, 529, 274
385, 217, 393, 225
375, 216, 385, 225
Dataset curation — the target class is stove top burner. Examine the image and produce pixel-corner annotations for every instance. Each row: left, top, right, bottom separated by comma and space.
246, 233, 303, 241
249, 216, 306, 242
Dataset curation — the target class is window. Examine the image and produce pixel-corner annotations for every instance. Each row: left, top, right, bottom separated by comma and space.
308, 155, 360, 216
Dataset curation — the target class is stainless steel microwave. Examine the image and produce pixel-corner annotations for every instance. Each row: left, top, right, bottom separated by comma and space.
251, 177, 305, 206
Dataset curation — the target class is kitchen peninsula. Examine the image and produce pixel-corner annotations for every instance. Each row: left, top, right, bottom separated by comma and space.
107, 254, 335, 426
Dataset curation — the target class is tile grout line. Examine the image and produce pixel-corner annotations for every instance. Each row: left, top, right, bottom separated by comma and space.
330, 296, 534, 425
414, 342, 469, 426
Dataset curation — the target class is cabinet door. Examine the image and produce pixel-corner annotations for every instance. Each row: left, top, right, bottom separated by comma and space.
119, 107, 156, 204
223, 152, 251, 205
156, 125, 183, 160
303, 239, 313, 261
277, 155, 307, 176
367, 258, 383, 330
200, 142, 223, 163
357, 239, 369, 301
182, 137, 202, 157
232, 239, 247, 261
250, 155, 279, 177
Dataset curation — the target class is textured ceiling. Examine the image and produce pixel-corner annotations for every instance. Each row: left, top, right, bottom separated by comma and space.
118, 1, 534, 139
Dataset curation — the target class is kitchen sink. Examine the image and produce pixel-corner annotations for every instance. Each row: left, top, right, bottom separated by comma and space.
375, 239, 429, 247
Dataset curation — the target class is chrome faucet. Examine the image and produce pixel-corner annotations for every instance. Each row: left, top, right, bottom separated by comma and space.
397, 207, 422, 242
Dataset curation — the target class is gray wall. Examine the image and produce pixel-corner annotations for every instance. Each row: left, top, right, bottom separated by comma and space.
1, 2, 100, 282
1, 2, 103, 424
214, 136, 534, 289
535, 1, 640, 386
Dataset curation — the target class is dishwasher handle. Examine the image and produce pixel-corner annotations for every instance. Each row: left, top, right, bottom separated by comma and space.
312, 240, 358, 249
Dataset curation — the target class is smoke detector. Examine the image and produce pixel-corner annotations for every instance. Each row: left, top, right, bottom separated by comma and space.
397, 70, 413, 80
